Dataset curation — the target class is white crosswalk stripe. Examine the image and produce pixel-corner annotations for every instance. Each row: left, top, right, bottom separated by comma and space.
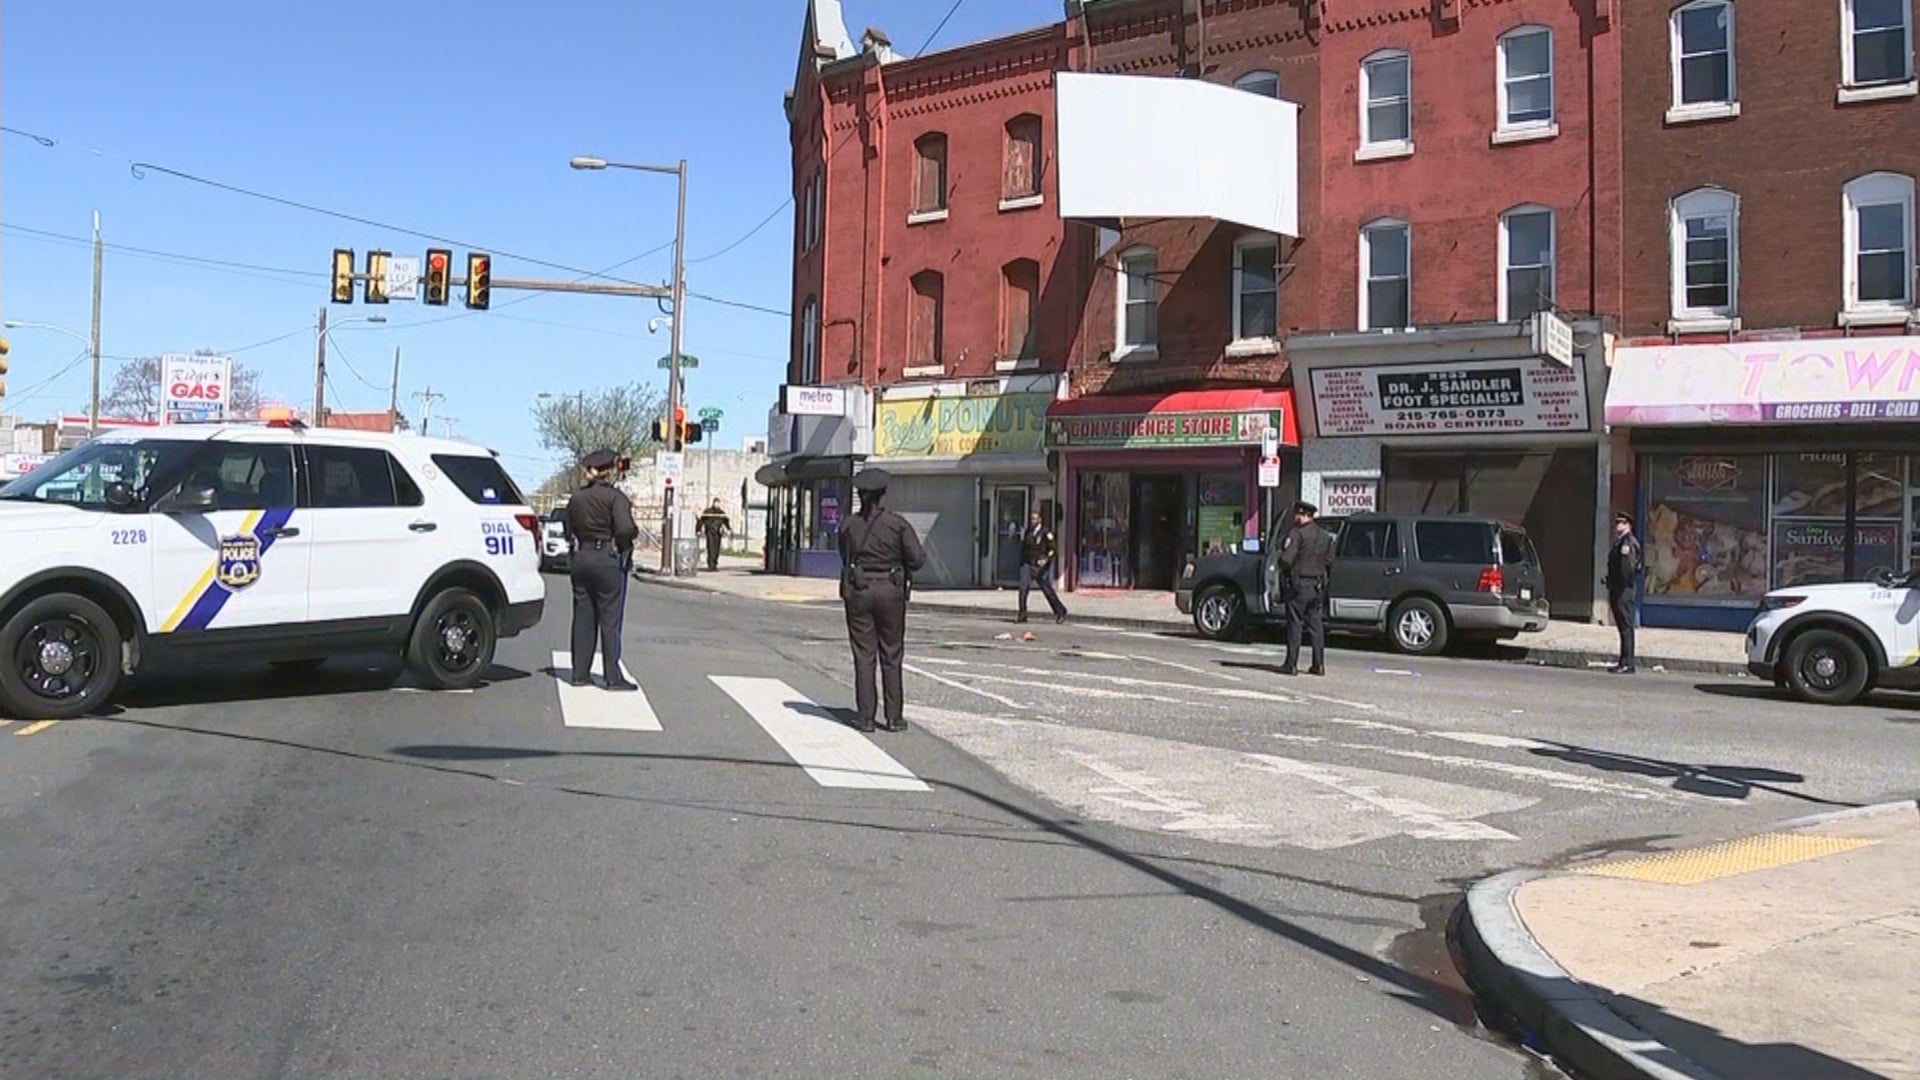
709, 675, 930, 792
551, 651, 662, 731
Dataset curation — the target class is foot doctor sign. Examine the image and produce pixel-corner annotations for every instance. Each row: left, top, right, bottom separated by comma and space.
161, 354, 233, 425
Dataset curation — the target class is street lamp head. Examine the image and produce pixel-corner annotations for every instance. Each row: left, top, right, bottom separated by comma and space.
2, 321, 22, 329
366, 315, 388, 324
570, 156, 610, 171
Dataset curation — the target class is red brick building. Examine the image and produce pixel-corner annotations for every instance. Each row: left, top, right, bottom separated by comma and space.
1605, 0, 1920, 629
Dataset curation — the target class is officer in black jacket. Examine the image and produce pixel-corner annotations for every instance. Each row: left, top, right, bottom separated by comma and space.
839, 468, 926, 732
1016, 509, 1068, 624
1277, 500, 1336, 676
566, 448, 639, 691
1606, 511, 1644, 675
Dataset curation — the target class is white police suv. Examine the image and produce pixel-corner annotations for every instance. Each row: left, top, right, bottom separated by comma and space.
1746, 566, 1920, 706
0, 417, 545, 720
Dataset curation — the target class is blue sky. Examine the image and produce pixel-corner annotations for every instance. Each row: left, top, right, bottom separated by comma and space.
1, 0, 1061, 487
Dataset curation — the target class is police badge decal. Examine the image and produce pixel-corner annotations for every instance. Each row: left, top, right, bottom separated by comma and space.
217, 535, 263, 590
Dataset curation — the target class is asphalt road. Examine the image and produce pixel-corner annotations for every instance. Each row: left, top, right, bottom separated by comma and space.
3, 577, 1916, 1079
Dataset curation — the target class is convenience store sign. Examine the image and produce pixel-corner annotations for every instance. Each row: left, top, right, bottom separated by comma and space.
1046, 409, 1283, 449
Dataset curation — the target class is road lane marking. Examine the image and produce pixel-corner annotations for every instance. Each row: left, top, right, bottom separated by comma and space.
930, 670, 1232, 708
13, 720, 58, 737
902, 662, 1030, 710
1328, 742, 1681, 801
708, 675, 929, 791
1239, 753, 1520, 842
1430, 731, 1549, 750
551, 651, 662, 731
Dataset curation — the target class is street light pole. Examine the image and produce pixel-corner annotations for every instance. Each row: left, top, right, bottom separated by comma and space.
313, 312, 386, 426
89, 212, 104, 437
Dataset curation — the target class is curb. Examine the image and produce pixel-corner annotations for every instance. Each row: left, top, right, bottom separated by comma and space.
630, 571, 1749, 677
1455, 870, 1725, 1080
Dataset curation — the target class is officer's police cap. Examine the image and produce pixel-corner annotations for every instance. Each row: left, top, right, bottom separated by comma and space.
852, 468, 892, 493
581, 448, 618, 470
1293, 500, 1319, 516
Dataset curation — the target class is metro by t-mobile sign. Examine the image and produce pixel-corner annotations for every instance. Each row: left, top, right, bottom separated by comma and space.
160, 354, 233, 424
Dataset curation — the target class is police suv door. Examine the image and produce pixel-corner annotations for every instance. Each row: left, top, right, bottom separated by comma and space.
149, 437, 310, 636
301, 441, 435, 625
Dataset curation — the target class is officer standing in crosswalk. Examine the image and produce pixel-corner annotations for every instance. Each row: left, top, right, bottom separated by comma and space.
838, 468, 925, 732
567, 448, 639, 692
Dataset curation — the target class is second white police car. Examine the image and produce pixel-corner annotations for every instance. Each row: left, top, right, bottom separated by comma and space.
1747, 565, 1920, 706
0, 415, 545, 720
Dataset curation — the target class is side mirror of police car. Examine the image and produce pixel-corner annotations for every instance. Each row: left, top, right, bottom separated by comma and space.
155, 483, 217, 515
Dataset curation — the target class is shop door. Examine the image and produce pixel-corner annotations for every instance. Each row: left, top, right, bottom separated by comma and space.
1133, 474, 1186, 590
989, 487, 1029, 587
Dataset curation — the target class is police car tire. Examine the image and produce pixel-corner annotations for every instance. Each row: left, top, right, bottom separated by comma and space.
407, 587, 497, 691
1782, 628, 1870, 707
0, 593, 124, 721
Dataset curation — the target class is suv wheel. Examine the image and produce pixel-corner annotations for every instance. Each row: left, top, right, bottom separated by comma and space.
0, 593, 123, 720
1783, 628, 1870, 706
1192, 586, 1245, 641
408, 587, 498, 690
1387, 597, 1450, 656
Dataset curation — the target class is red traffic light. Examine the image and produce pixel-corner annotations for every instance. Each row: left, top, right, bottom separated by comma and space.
424, 248, 452, 305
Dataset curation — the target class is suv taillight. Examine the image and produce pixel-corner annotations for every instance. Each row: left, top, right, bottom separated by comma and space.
1478, 566, 1504, 594
514, 512, 540, 535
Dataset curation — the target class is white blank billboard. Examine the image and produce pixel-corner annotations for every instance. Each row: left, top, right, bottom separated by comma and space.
1055, 71, 1301, 238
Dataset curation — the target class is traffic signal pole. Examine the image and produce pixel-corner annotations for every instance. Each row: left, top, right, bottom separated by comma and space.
664, 158, 688, 574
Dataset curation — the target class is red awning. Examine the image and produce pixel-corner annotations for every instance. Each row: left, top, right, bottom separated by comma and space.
1045, 388, 1300, 446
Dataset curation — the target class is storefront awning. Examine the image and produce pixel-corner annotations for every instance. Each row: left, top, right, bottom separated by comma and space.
1608, 338, 1920, 426
1045, 388, 1299, 451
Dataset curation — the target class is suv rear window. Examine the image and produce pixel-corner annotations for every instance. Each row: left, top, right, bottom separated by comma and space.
432, 454, 526, 506
1499, 528, 1534, 566
1414, 521, 1497, 565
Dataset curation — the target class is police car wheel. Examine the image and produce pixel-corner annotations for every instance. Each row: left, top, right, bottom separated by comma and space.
1783, 628, 1870, 706
0, 593, 124, 721
408, 588, 497, 691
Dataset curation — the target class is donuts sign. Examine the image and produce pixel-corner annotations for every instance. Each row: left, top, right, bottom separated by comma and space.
161, 354, 233, 424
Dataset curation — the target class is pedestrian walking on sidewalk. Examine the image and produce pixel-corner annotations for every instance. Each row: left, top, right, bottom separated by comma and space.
566, 448, 639, 692
1277, 500, 1335, 676
838, 468, 926, 733
1016, 510, 1068, 624
1606, 511, 1644, 674
698, 498, 732, 571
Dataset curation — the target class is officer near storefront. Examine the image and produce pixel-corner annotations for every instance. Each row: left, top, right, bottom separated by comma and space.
1606, 511, 1644, 675
1016, 509, 1068, 624
1277, 500, 1335, 676
566, 448, 639, 691
839, 467, 925, 732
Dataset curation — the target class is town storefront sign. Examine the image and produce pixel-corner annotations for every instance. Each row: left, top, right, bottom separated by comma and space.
1311, 355, 1590, 437
1607, 338, 1920, 425
875, 393, 1049, 458
1046, 408, 1285, 450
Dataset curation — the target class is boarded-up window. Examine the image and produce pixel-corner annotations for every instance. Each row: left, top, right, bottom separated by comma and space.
910, 271, 944, 367
1004, 115, 1041, 200
914, 133, 948, 214
1002, 259, 1039, 359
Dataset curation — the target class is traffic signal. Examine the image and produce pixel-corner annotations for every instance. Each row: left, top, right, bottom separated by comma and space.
681, 422, 703, 445
331, 249, 356, 304
0, 337, 9, 399
465, 253, 491, 310
424, 249, 452, 306
651, 418, 671, 442
364, 250, 391, 304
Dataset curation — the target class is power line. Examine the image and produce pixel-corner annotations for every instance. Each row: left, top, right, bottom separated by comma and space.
0, 125, 56, 147
2, 347, 93, 408
687, 290, 789, 318
2, 222, 322, 279
688, 200, 789, 264
916, 0, 969, 56
322, 330, 388, 393
221, 324, 318, 355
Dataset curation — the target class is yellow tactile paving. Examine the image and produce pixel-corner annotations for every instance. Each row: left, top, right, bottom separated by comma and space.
1573, 833, 1880, 886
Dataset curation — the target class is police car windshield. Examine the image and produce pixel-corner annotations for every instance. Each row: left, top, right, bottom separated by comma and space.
0, 439, 196, 512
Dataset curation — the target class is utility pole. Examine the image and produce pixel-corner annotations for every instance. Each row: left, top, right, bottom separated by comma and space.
88, 212, 103, 436
312, 306, 328, 424
388, 346, 401, 422
664, 158, 689, 573
413, 385, 444, 435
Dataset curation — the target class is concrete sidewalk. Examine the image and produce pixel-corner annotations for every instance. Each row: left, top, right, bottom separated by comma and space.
634, 557, 1749, 676
1459, 801, 1920, 1080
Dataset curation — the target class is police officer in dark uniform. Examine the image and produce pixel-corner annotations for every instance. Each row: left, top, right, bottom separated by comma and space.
1606, 511, 1644, 674
1016, 509, 1068, 624
839, 468, 926, 732
566, 448, 639, 691
1277, 500, 1336, 676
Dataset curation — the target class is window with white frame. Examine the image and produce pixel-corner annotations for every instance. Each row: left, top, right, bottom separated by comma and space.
1844, 172, 1915, 310
1498, 27, 1555, 130
809, 172, 824, 249
1235, 70, 1280, 98
1361, 219, 1411, 330
1233, 236, 1279, 342
1671, 1, 1735, 108
1671, 188, 1738, 320
1844, 0, 1914, 87
1117, 247, 1159, 353
1361, 51, 1412, 148
799, 297, 820, 383
1500, 207, 1555, 322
